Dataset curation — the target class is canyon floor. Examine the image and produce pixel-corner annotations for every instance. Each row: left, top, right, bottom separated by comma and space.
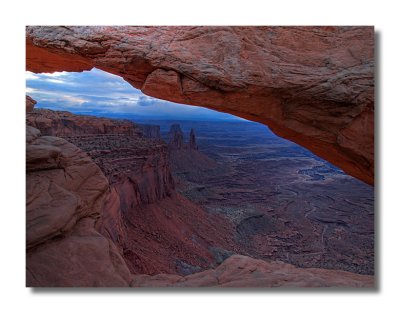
150, 120, 374, 275
26, 105, 374, 286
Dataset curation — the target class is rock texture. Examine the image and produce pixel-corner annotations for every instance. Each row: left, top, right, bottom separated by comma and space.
26, 95, 36, 113
28, 108, 236, 275
26, 26, 374, 185
26, 108, 141, 136
65, 123, 234, 276
69, 136, 234, 276
26, 125, 132, 287
131, 254, 373, 287
26, 104, 374, 287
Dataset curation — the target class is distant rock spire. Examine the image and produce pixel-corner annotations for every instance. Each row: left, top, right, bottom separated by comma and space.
189, 128, 198, 150
138, 124, 161, 139
168, 124, 184, 150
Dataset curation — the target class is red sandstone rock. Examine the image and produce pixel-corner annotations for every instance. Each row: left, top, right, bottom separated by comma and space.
28, 109, 233, 275
26, 95, 36, 113
131, 254, 374, 287
26, 103, 374, 287
27, 217, 132, 287
26, 26, 374, 185
57, 127, 232, 275
26, 125, 132, 286
26, 108, 141, 137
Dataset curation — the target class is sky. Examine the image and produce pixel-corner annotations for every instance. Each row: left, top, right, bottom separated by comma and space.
25, 68, 243, 121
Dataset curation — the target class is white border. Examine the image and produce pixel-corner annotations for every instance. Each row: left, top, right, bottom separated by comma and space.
0, 1, 398, 312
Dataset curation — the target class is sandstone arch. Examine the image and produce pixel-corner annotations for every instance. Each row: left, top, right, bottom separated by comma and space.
26, 26, 374, 185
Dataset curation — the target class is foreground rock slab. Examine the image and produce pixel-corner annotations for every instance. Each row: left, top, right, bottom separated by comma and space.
131, 255, 374, 288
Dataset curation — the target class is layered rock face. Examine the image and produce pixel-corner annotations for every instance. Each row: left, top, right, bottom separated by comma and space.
26, 125, 132, 287
27, 108, 235, 275
27, 107, 174, 209
27, 108, 181, 273
26, 26, 374, 185
27, 108, 141, 136
66, 133, 226, 275
26, 107, 174, 210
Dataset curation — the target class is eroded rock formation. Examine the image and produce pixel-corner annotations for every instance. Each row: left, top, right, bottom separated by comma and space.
167, 124, 199, 151
168, 124, 185, 150
189, 128, 198, 150
26, 100, 374, 287
26, 108, 141, 136
26, 26, 374, 184
26, 126, 132, 286
167, 124, 217, 177
27, 108, 235, 275
26, 95, 36, 113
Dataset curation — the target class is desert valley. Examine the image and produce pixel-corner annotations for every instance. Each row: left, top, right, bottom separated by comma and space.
25, 26, 374, 287
26, 96, 373, 287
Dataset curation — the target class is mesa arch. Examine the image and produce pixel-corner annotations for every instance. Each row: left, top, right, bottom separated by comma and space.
26, 26, 374, 185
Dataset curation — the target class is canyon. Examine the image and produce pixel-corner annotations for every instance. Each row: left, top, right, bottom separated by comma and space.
26, 97, 373, 287
27, 105, 236, 277
161, 120, 374, 275
26, 26, 374, 185
25, 26, 374, 287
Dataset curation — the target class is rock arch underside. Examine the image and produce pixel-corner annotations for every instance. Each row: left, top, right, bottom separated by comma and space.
25, 26, 375, 288
26, 26, 374, 185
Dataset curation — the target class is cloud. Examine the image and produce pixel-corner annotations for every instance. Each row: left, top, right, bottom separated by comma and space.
40, 72, 69, 77
25, 73, 40, 80
26, 87, 38, 93
62, 95, 86, 105
25, 68, 243, 121
137, 95, 158, 107
45, 78, 69, 84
